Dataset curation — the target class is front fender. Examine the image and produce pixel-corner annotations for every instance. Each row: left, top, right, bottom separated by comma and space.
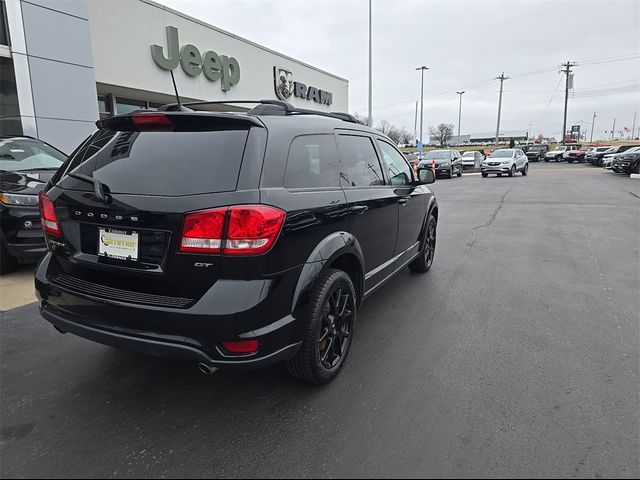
291, 231, 364, 316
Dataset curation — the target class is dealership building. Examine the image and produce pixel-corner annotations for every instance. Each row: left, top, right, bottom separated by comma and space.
0, 0, 349, 153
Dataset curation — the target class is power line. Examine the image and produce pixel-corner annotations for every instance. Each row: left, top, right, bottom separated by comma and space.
534, 75, 563, 134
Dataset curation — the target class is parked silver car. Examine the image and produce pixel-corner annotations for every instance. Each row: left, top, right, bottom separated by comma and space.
481, 149, 529, 177
461, 150, 484, 169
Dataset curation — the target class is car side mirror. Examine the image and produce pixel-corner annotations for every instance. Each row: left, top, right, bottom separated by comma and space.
418, 168, 435, 184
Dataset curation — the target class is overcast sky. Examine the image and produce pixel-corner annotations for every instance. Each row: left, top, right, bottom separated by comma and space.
160, 0, 639, 141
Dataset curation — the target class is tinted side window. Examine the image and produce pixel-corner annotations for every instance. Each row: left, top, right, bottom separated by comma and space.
284, 135, 339, 189
336, 135, 385, 187
376, 139, 412, 186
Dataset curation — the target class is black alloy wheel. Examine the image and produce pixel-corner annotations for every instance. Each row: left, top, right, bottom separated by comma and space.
287, 269, 356, 384
409, 214, 437, 273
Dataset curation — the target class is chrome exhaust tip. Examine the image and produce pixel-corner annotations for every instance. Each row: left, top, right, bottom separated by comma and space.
197, 363, 219, 375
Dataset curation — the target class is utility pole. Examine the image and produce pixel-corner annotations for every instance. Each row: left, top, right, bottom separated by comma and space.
528, 123, 533, 141
590, 112, 596, 143
367, 0, 372, 127
494, 73, 509, 147
416, 66, 429, 150
611, 118, 616, 140
414, 101, 418, 145
632, 112, 637, 140
560, 61, 577, 145
456, 91, 465, 145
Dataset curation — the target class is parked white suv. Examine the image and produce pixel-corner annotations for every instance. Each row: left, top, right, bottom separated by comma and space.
481, 149, 529, 177
545, 146, 568, 162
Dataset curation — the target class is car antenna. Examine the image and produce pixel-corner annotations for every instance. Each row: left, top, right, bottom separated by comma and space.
170, 70, 183, 110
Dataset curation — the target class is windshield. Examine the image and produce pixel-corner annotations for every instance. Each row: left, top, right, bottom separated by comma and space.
529, 146, 545, 151
554, 146, 568, 152
462, 152, 475, 157
596, 147, 611, 152
424, 151, 451, 159
0, 138, 66, 172
490, 149, 514, 158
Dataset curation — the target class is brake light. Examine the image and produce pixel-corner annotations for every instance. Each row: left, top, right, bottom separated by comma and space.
179, 208, 226, 253
221, 340, 259, 355
178, 205, 285, 255
224, 205, 285, 255
131, 113, 173, 131
38, 192, 61, 236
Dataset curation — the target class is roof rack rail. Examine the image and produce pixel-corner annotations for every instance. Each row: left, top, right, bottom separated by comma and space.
157, 99, 363, 124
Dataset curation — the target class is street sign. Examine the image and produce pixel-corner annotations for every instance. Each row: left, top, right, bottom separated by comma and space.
417, 141, 423, 152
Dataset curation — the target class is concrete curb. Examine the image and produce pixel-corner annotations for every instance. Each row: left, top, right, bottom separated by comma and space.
630, 174, 640, 179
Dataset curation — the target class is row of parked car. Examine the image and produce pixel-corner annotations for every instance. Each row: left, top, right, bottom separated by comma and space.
518, 143, 640, 174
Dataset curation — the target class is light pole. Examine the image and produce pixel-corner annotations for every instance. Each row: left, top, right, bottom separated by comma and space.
456, 91, 465, 145
416, 66, 429, 150
367, 0, 372, 127
590, 112, 596, 142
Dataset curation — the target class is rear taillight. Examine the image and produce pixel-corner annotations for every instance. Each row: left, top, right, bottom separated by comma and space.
179, 207, 226, 253
179, 205, 285, 256
224, 206, 285, 255
38, 192, 61, 236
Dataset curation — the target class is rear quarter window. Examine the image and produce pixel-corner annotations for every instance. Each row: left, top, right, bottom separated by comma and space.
284, 135, 340, 189
59, 129, 250, 196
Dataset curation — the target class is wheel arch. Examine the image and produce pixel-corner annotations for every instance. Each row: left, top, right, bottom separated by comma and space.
291, 232, 365, 316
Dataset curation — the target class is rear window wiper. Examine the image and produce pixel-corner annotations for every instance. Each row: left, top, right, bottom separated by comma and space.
67, 172, 112, 203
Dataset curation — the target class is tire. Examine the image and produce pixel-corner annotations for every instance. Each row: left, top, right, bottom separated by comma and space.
544, 158, 549, 163
508, 165, 516, 177
0, 242, 17, 276
481, 172, 488, 178
567, 159, 574, 163
286, 268, 357, 385
409, 214, 437, 273
522, 163, 528, 176
635, 162, 640, 175
457, 167, 462, 177
448, 168, 453, 179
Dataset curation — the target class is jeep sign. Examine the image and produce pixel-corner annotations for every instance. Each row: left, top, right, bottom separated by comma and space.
151, 26, 240, 91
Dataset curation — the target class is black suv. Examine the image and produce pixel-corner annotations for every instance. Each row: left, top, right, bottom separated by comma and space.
525, 144, 548, 162
612, 147, 640, 174
0, 136, 66, 274
588, 145, 635, 167
35, 101, 439, 384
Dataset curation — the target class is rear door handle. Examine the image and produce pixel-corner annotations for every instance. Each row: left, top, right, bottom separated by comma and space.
350, 205, 369, 215
397, 198, 409, 205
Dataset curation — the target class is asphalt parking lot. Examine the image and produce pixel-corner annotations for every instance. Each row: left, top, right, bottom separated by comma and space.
1, 162, 638, 478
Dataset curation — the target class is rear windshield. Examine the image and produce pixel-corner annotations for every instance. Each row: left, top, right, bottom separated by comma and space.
424, 151, 451, 159
59, 129, 249, 196
529, 146, 545, 151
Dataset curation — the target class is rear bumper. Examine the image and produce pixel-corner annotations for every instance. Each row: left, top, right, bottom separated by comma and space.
40, 305, 300, 369
35, 252, 304, 369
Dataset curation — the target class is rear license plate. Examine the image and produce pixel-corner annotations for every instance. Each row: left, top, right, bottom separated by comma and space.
98, 228, 139, 261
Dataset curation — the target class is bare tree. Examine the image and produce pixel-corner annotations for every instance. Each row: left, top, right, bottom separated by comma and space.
353, 112, 370, 126
399, 127, 413, 146
428, 123, 454, 147
376, 119, 403, 144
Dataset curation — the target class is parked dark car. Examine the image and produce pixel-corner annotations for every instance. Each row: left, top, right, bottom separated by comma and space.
612, 147, 640, 174
35, 101, 439, 385
588, 145, 635, 167
525, 144, 549, 162
0, 136, 66, 274
418, 149, 463, 178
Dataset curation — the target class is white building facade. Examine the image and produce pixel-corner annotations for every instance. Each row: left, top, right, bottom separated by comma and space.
0, 0, 349, 153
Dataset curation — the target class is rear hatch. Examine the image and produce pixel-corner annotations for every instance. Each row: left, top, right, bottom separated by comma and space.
45, 112, 264, 307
